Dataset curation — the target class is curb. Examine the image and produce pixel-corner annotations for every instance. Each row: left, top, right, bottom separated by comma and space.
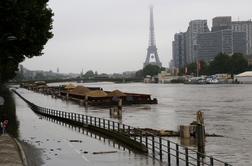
14, 138, 28, 166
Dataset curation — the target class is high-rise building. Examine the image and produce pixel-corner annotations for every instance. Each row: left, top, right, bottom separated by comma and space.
172, 16, 249, 68
172, 33, 186, 68
212, 16, 232, 32
232, 20, 252, 54
185, 20, 210, 64
197, 30, 246, 62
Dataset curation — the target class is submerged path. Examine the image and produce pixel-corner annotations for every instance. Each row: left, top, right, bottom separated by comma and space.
14, 88, 160, 166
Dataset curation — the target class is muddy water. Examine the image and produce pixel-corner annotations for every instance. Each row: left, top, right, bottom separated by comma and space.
16, 83, 252, 165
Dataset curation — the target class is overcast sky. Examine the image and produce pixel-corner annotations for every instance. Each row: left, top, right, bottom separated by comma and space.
21, 0, 252, 74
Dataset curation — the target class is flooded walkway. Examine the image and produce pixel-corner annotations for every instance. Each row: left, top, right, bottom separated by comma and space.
14, 88, 161, 166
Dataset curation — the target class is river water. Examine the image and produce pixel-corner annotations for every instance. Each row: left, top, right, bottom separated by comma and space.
14, 83, 252, 166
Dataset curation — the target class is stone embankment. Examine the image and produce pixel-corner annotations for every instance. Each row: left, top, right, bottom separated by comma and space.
0, 134, 27, 166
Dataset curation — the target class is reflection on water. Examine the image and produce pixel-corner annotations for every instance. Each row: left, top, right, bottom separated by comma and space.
39, 114, 139, 154
17, 83, 252, 165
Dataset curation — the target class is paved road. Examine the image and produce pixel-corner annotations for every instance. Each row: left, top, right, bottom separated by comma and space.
0, 134, 23, 166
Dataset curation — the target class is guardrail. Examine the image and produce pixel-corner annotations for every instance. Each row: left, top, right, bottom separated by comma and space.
14, 90, 231, 166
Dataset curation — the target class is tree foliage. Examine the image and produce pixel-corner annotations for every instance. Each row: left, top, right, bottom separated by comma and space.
84, 70, 95, 78
0, 0, 53, 83
230, 53, 248, 75
208, 53, 248, 75
208, 53, 231, 74
184, 53, 248, 76
143, 64, 161, 77
135, 69, 144, 78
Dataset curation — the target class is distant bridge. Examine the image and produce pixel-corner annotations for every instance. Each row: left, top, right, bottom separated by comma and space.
12, 77, 143, 84
13, 90, 231, 166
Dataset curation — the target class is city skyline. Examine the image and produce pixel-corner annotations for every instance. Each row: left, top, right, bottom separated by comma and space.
21, 0, 252, 74
172, 16, 250, 69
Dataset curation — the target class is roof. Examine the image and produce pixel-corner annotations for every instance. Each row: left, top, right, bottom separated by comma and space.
235, 71, 252, 77
64, 83, 76, 90
86, 90, 108, 97
107, 90, 126, 97
69, 85, 90, 95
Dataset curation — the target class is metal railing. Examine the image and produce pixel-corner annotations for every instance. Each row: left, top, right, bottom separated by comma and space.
14, 90, 231, 166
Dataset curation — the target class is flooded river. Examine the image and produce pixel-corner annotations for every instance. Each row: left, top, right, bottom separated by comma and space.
14, 83, 252, 165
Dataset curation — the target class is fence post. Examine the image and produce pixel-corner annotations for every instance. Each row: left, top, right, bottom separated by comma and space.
86, 116, 88, 124
145, 135, 148, 149
152, 135, 155, 157
99, 118, 101, 128
123, 124, 125, 133
128, 126, 130, 136
176, 144, 179, 166
140, 130, 142, 144
197, 152, 200, 166
103, 119, 105, 129
112, 121, 115, 131
82, 115, 84, 124
108, 120, 110, 130
167, 141, 171, 166
185, 147, 189, 166
159, 137, 162, 161
117, 123, 120, 132
94, 117, 97, 126
210, 156, 214, 166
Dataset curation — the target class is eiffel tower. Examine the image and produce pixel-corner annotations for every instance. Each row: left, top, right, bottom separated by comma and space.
143, 6, 162, 68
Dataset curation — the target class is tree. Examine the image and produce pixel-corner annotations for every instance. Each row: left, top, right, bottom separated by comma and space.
0, 0, 53, 83
208, 53, 248, 75
143, 64, 161, 77
187, 62, 197, 75
135, 69, 143, 78
208, 53, 231, 74
84, 70, 95, 78
230, 53, 248, 75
